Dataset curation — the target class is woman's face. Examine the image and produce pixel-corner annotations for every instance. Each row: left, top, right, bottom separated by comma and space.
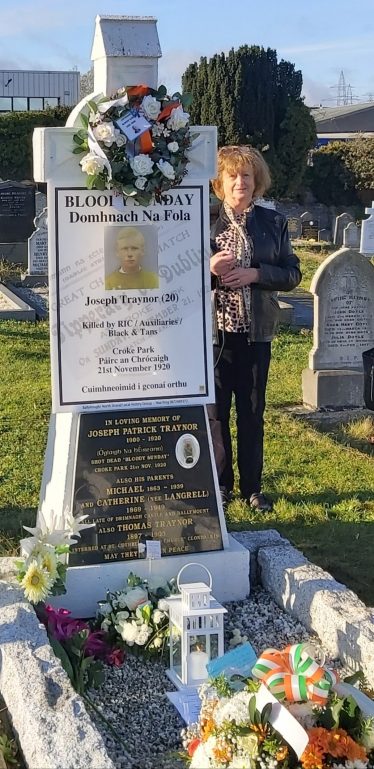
221, 163, 255, 212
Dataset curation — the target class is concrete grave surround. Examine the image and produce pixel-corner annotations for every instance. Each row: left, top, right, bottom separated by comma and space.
2, 533, 374, 768
302, 247, 374, 409
0, 282, 35, 320
334, 212, 354, 246
343, 221, 361, 249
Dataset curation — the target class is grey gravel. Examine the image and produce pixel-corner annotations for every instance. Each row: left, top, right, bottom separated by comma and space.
87, 587, 344, 769
13, 283, 49, 317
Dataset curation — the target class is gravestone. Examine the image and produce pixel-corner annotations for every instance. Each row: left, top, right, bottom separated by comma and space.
318, 228, 331, 243
302, 247, 374, 409
26, 208, 48, 279
0, 181, 35, 242
301, 211, 318, 240
333, 212, 354, 247
31, 14, 249, 616
360, 201, 374, 255
343, 221, 360, 249
287, 216, 302, 240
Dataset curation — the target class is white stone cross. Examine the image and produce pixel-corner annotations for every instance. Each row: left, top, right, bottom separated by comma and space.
360, 200, 374, 255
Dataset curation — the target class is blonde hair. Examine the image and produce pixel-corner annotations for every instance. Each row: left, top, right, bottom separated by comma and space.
117, 227, 145, 248
212, 145, 271, 200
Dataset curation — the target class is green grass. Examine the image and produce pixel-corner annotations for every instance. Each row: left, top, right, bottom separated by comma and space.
293, 244, 334, 293
0, 320, 373, 604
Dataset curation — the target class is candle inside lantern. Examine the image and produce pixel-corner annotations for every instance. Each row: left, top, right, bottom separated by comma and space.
189, 646, 209, 681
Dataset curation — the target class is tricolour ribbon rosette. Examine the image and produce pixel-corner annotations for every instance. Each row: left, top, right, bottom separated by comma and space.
252, 643, 339, 704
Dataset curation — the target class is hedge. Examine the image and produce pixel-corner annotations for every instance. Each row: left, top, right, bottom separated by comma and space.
0, 106, 71, 181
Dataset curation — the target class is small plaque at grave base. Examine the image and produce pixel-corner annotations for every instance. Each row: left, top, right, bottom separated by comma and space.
69, 406, 223, 566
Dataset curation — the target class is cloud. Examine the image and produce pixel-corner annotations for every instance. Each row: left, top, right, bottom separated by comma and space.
158, 48, 204, 93
281, 37, 374, 55
302, 76, 335, 107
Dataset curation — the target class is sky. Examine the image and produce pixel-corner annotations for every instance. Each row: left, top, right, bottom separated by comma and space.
1, 0, 374, 106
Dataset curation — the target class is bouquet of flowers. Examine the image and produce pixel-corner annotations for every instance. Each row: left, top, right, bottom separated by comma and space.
16, 509, 94, 604
182, 644, 374, 769
73, 84, 194, 205
96, 572, 177, 657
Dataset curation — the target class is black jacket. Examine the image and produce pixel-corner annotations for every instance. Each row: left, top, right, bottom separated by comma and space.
210, 204, 302, 342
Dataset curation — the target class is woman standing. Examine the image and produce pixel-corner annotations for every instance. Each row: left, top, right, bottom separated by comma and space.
210, 146, 301, 511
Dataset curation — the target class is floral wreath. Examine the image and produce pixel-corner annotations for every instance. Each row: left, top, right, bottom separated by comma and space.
73, 84, 194, 206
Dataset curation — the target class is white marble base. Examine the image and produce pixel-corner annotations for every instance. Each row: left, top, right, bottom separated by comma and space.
49, 534, 250, 617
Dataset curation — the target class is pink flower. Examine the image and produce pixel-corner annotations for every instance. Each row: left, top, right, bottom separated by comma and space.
41, 605, 89, 640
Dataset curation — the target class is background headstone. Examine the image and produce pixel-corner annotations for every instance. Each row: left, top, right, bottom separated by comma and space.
0, 181, 35, 242
27, 208, 48, 275
301, 211, 319, 240
333, 212, 354, 246
343, 221, 360, 249
287, 216, 302, 240
302, 247, 374, 408
318, 228, 331, 243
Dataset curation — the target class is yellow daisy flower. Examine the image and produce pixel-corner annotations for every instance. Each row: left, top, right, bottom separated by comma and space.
21, 560, 53, 604
39, 547, 58, 581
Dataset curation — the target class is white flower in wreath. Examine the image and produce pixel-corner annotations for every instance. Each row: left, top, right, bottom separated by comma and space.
135, 176, 147, 191
119, 620, 139, 646
141, 95, 161, 120
80, 152, 107, 176
157, 159, 175, 180
167, 105, 190, 131
135, 623, 153, 646
115, 133, 127, 147
115, 610, 130, 622
152, 609, 166, 625
157, 598, 169, 612
152, 122, 164, 138
123, 585, 148, 610
93, 121, 119, 147
130, 154, 154, 176
167, 141, 179, 153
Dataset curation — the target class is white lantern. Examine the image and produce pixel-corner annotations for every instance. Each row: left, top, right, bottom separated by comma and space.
165, 563, 227, 689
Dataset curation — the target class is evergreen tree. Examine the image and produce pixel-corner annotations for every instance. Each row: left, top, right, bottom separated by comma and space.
181, 45, 316, 198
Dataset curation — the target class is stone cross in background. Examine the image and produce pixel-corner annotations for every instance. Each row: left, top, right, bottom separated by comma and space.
360, 201, 374, 255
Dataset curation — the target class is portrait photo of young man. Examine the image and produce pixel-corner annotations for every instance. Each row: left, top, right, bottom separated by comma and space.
104, 225, 159, 290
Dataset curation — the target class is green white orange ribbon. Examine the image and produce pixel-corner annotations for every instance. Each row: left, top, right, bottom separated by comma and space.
252, 643, 339, 704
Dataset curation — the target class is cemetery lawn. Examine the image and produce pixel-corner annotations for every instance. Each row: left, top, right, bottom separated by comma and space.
0, 319, 373, 605
293, 244, 334, 292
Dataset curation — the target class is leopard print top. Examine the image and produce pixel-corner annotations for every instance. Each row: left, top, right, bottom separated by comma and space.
214, 208, 254, 333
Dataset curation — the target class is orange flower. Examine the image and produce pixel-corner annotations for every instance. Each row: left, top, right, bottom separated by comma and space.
325, 729, 367, 761
301, 743, 324, 769
276, 746, 289, 761
213, 741, 232, 764
201, 716, 215, 741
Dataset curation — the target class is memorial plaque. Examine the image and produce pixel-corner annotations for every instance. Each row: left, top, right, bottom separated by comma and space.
287, 216, 302, 240
301, 219, 319, 240
69, 406, 223, 566
0, 181, 35, 242
51, 186, 213, 411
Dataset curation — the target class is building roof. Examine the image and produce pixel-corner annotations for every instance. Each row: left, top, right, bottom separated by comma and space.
312, 102, 374, 123
91, 15, 161, 59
